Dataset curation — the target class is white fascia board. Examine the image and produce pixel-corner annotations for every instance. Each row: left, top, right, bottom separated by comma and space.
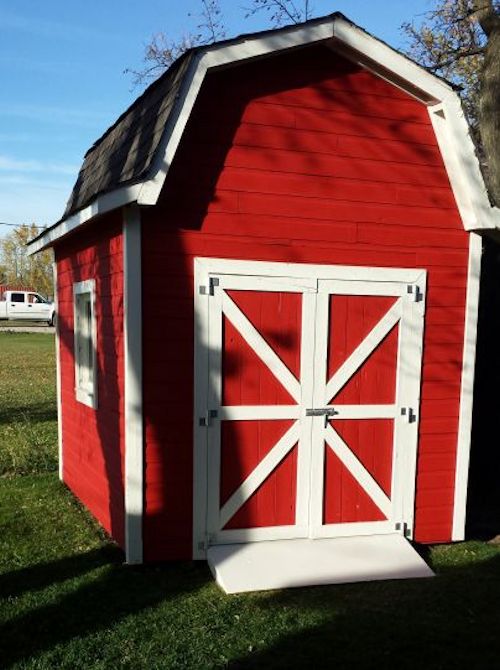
429, 99, 499, 231
27, 184, 141, 255
138, 21, 334, 206
452, 232, 482, 540
332, 18, 453, 102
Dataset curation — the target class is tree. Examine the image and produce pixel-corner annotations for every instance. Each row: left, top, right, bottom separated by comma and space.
126, 0, 226, 86
128, 1, 313, 85
0, 224, 54, 297
245, 0, 312, 26
402, 0, 500, 205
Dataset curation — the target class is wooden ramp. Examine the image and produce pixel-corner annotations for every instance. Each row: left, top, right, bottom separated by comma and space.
207, 535, 434, 594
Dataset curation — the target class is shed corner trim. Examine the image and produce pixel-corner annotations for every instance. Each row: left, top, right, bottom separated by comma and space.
123, 204, 144, 564
452, 231, 482, 541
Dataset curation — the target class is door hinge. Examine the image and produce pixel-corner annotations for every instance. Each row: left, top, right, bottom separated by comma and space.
395, 522, 412, 538
199, 409, 218, 427
199, 277, 219, 296
400, 407, 417, 424
407, 284, 423, 302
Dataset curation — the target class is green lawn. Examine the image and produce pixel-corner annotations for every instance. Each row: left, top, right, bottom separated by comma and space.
0, 333, 58, 475
1, 333, 500, 668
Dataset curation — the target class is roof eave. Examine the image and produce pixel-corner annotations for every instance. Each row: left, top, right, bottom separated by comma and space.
27, 184, 141, 255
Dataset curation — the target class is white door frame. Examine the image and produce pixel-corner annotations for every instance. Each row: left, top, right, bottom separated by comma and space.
193, 258, 426, 559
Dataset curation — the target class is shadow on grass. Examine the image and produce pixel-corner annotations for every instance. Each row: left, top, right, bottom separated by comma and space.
2, 545, 500, 668
0, 548, 211, 668
228, 553, 500, 669
0, 402, 57, 425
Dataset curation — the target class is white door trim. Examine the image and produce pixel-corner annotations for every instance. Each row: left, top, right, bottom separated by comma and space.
193, 257, 426, 558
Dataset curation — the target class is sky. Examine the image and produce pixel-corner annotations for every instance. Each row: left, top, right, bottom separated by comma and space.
0, 0, 433, 238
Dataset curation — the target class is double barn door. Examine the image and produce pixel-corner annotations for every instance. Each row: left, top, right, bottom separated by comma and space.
194, 259, 426, 556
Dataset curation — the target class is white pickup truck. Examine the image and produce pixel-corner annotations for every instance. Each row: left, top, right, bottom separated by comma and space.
0, 290, 55, 325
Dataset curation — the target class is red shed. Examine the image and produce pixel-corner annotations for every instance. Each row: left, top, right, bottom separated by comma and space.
29, 14, 500, 592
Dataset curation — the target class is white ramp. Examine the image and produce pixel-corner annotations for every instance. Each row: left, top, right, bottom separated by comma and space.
207, 535, 434, 594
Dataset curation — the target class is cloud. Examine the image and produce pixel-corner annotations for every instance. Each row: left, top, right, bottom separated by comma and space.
0, 155, 79, 176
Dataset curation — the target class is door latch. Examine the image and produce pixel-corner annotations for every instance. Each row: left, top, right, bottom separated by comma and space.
306, 407, 338, 427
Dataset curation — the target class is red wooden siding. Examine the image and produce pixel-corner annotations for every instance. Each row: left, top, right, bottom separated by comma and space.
56, 213, 125, 547
142, 45, 469, 560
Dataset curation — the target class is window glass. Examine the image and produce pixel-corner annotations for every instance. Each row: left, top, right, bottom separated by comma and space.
73, 281, 97, 408
11, 293, 25, 303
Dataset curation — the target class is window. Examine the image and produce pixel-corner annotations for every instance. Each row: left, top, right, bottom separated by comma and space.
10, 293, 25, 303
28, 293, 47, 304
73, 280, 97, 408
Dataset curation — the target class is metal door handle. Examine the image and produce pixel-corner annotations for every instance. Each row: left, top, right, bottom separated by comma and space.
306, 408, 338, 417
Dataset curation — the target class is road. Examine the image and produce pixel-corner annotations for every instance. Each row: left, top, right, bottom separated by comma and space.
0, 323, 55, 334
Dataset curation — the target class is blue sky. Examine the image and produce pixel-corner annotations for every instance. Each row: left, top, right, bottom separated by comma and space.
0, 0, 432, 237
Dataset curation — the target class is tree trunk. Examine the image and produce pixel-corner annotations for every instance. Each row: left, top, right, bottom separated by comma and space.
474, 0, 500, 206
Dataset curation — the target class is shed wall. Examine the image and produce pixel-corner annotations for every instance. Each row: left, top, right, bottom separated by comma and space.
141, 45, 469, 560
56, 213, 125, 547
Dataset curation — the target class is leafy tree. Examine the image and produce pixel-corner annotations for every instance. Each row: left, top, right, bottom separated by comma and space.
402, 0, 500, 205
0, 224, 54, 298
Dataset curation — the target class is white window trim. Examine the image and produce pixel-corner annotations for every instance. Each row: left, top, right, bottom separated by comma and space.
73, 279, 98, 409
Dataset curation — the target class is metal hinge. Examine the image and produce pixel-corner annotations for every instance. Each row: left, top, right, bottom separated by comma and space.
400, 407, 417, 424
199, 409, 218, 427
199, 277, 219, 296
407, 284, 423, 302
395, 522, 412, 538
198, 533, 216, 551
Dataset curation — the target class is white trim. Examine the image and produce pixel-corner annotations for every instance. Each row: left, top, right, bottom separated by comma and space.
197, 257, 424, 282
137, 21, 334, 206
324, 427, 392, 519
73, 278, 98, 409
331, 18, 452, 102
53, 261, 63, 481
219, 405, 301, 420
429, 102, 497, 231
28, 15, 499, 256
27, 185, 141, 255
194, 257, 426, 554
221, 290, 301, 402
219, 422, 301, 529
123, 204, 144, 564
394, 271, 427, 538
193, 259, 212, 559
325, 299, 402, 402
331, 405, 397, 420
452, 232, 482, 541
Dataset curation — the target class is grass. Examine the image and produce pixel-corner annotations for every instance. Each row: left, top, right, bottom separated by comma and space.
0, 333, 58, 475
1, 475, 500, 669
2, 325, 500, 668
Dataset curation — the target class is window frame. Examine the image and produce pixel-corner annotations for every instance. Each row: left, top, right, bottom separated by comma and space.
73, 279, 98, 409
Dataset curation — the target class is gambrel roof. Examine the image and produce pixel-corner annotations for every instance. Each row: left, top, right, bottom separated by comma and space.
28, 12, 499, 254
